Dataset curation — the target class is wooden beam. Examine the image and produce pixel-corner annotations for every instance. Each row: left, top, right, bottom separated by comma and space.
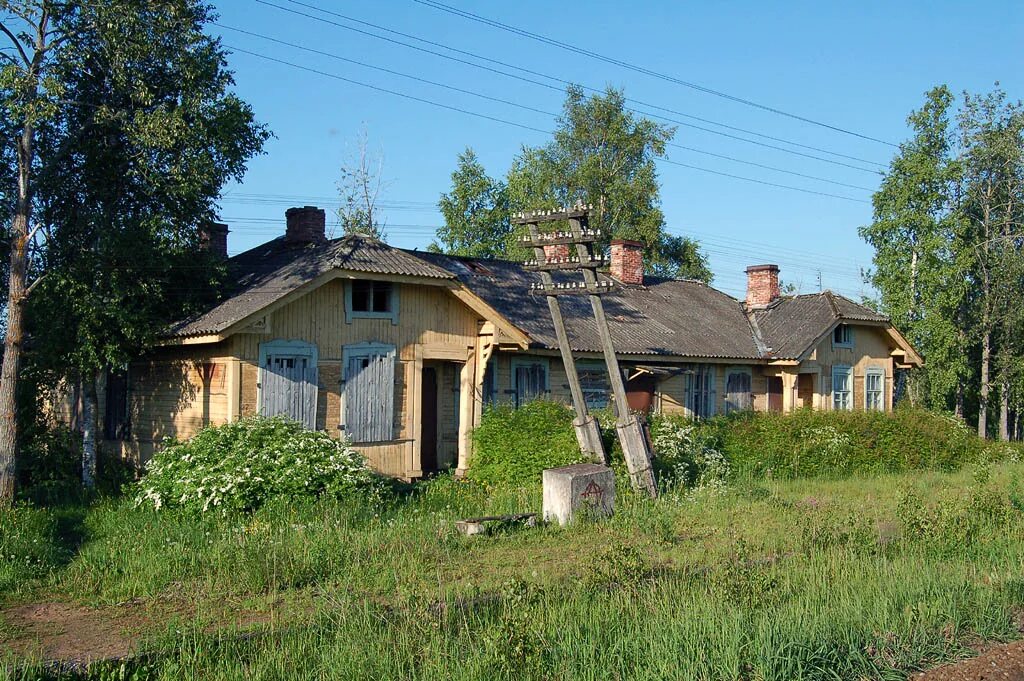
526, 220, 606, 463
511, 207, 591, 224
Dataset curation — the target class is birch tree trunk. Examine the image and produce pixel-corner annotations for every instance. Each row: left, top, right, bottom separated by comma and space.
81, 373, 98, 488
978, 325, 990, 438
999, 384, 1010, 442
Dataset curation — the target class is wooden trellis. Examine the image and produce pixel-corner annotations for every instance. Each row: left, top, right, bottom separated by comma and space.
514, 205, 658, 498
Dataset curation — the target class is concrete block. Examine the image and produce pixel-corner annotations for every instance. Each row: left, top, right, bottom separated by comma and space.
542, 463, 615, 526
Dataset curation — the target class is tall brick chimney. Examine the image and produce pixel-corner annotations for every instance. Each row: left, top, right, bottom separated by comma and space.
200, 222, 228, 259
285, 206, 326, 244
610, 239, 644, 286
745, 264, 780, 308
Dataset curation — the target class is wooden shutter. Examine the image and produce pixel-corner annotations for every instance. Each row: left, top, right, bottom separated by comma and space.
344, 347, 395, 442
259, 352, 319, 429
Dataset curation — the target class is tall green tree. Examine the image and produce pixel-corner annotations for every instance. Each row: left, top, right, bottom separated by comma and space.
860, 86, 970, 412
506, 86, 711, 282
862, 85, 1024, 439
430, 148, 511, 258
955, 88, 1024, 437
0, 0, 268, 499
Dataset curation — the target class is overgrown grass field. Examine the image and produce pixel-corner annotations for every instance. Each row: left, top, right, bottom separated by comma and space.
1, 410, 1023, 679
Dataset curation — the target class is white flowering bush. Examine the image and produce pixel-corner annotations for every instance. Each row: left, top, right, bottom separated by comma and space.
650, 416, 730, 493
135, 416, 387, 513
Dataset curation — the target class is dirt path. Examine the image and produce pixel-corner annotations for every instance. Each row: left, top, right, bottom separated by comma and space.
911, 640, 1024, 680
1, 602, 139, 664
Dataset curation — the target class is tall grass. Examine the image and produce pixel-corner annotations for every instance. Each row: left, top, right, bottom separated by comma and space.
3, 464, 1024, 680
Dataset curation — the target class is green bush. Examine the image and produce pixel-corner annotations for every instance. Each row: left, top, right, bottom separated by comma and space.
713, 407, 987, 479
469, 401, 586, 488
134, 416, 386, 514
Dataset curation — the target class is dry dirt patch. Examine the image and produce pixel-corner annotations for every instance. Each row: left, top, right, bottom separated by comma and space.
912, 640, 1024, 681
1, 602, 140, 663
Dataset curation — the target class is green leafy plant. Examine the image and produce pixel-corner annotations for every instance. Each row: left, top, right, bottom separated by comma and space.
134, 416, 386, 514
469, 401, 585, 488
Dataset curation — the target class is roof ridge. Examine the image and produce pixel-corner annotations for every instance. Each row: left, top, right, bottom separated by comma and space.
823, 290, 841, 319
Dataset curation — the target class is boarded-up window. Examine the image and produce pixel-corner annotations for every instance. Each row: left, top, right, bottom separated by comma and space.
724, 368, 752, 414
259, 340, 319, 430
512, 358, 548, 407
343, 343, 396, 442
832, 365, 853, 411
686, 364, 717, 419
865, 368, 885, 411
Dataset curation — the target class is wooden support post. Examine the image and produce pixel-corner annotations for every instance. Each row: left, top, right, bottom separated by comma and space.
456, 352, 475, 477
527, 222, 606, 463
569, 216, 656, 497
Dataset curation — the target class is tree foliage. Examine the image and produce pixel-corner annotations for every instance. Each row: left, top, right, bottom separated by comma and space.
862, 85, 1024, 439
0, 0, 268, 499
435, 86, 712, 282
429, 148, 511, 258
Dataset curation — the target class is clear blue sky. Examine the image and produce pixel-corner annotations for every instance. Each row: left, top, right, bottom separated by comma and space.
209, 0, 1023, 299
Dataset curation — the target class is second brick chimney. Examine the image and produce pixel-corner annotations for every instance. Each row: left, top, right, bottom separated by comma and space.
285, 206, 326, 244
200, 221, 228, 259
745, 264, 781, 308
610, 239, 644, 285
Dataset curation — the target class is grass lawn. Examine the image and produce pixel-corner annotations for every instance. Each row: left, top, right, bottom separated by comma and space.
2, 461, 1023, 680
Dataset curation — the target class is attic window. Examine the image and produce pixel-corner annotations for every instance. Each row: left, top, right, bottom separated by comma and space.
832, 323, 853, 348
346, 280, 399, 325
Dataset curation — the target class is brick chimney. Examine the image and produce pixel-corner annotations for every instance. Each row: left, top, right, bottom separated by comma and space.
543, 243, 571, 263
285, 206, 326, 244
200, 221, 228, 259
610, 239, 644, 285
745, 264, 780, 308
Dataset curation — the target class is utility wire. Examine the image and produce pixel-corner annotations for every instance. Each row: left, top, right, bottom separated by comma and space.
253, 0, 886, 170
412, 0, 897, 147
225, 45, 869, 203
218, 23, 873, 191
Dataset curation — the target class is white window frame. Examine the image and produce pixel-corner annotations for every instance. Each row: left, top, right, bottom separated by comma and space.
686, 364, 717, 419
510, 357, 549, 407
832, 323, 854, 349
577, 360, 610, 410
723, 366, 753, 414
341, 342, 397, 443
832, 364, 853, 411
864, 366, 885, 412
345, 279, 400, 325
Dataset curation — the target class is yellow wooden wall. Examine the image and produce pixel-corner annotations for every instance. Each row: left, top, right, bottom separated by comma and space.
228, 279, 481, 477
811, 324, 895, 411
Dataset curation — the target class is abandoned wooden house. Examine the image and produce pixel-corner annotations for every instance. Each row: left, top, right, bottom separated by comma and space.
80, 206, 922, 480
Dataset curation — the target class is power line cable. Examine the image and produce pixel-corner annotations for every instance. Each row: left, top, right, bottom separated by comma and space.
225, 45, 869, 203
217, 23, 874, 191
252, 0, 887, 170
412, 0, 897, 147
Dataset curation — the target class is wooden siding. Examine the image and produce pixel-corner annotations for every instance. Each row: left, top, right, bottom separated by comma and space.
228, 279, 480, 477
811, 325, 896, 412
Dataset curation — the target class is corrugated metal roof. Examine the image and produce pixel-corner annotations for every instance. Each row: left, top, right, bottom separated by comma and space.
412, 251, 763, 359
752, 291, 888, 359
167, 235, 453, 338
167, 233, 893, 364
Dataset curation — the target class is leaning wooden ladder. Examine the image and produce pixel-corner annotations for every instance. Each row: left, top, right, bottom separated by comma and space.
514, 205, 658, 498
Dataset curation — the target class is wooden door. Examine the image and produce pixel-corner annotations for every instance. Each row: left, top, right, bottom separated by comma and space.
767, 376, 783, 412
797, 373, 814, 408
421, 367, 439, 473
260, 355, 318, 429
